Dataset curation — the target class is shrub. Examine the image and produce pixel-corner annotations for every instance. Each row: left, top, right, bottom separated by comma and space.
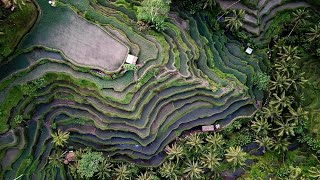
137, 0, 171, 31
253, 72, 270, 90
77, 151, 104, 178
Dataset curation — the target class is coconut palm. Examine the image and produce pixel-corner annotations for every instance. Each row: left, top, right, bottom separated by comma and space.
12, 0, 26, 10
206, 133, 225, 149
159, 161, 179, 180
274, 119, 296, 137
225, 10, 245, 31
277, 45, 301, 62
166, 143, 184, 164
251, 116, 271, 136
274, 138, 290, 163
68, 161, 80, 179
185, 133, 203, 152
261, 105, 281, 120
225, 146, 247, 169
48, 151, 63, 168
202, 0, 216, 9
136, 171, 154, 180
183, 159, 204, 180
51, 129, 70, 147
270, 92, 294, 110
270, 72, 293, 92
114, 164, 131, 180
292, 72, 308, 91
200, 151, 221, 171
286, 106, 308, 122
96, 159, 113, 180
307, 23, 320, 42
254, 136, 274, 153
308, 166, 320, 179
287, 8, 310, 38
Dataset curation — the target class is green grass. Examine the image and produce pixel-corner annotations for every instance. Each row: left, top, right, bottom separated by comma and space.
0, 1, 38, 60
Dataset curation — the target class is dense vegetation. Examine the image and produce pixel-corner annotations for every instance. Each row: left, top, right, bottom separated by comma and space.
0, 0, 319, 179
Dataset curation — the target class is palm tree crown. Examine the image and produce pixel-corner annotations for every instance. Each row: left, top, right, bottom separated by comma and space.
51, 129, 70, 147
225, 146, 247, 169
183, 159, 204, 180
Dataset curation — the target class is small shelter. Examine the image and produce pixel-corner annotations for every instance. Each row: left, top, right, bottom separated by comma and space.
202, 125, 215, 132
245, 47, 253, 55
125, 54, 138, 65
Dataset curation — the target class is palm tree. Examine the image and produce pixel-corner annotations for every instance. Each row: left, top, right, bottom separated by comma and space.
307, 23, 320, 42
185, 133, 203, 153
270, 92, 294, 110
206, 133, 225, 150
308, 166, 320, 179
200, 151, 221, 171
165, 143, 184, 164
202, 0, 216, 9
183, 159, 204, 180
96, 159, 113, 180
225, 146, 247, 169
51, 129, 70, 147
261, 105, 281, 120
68, 161, 80, 179
225, 10, 245, 32
48, 151, 63, 168
251, 116, 271, 136
287, 8, 310, 38
254, 136, 274, 153
292, 72, 308, 91
277, 45, 301, 62
274, 119, 296, 137
114, 164, 131, 180
159, 161, 179, 180
273, 138, 290, 163
286, 106, 308, 122
270, 72, 293, 92
136, 171, 154, 180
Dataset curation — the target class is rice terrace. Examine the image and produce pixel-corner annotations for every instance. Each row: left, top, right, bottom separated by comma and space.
0, 0, 319, 179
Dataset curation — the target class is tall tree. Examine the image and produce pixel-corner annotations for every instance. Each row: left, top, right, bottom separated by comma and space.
254, 136, 274, 153
185, 133, 204, 153
50, 129, 70, 147
114, 163, 131, 180
200, 151, 221, 172
137, 0, 171, 31
287, 8, 310, 38
136, 171, 154, 180
202, 0, 216, 9
77, 151, 104, 178
270, 92, 294, 111
183, 159, 204, 180
225, 146, 247, 169
307, 23, 320, 42
159, 161, 179, 180
274, 119, 296, 137
251, 116, 271, 136
225, 10, 245, 32
96, 159, 113, 180
206, 133, 225, 150
165, 143, 184, 164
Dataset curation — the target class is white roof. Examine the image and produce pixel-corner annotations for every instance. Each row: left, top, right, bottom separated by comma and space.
126, 54, 138, 65
245, 47, 253, 55
202, 125, 215, 132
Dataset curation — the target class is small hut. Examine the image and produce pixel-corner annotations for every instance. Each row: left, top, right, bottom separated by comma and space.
202, 125, 215, 132
125, 54, 138, 65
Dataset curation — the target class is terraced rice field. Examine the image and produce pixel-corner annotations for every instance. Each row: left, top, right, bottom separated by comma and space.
0, 0, 267, 178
